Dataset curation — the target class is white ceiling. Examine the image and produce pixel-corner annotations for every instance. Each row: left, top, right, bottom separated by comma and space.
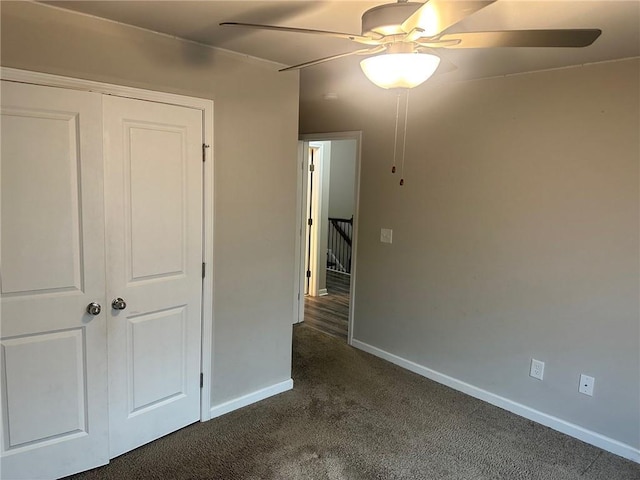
43, 1, 640, 100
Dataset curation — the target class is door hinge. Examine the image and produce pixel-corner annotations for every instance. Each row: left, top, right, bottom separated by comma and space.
307, 218, 313, 226
200, 373, 204, 388
309, 164, 315, 172
202, 143, 210, 162
202, 262, 206, 278
306, 270, 311, 278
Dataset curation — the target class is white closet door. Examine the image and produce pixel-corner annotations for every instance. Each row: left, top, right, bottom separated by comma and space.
0, 81, 109, 479
103, 96, 203, 458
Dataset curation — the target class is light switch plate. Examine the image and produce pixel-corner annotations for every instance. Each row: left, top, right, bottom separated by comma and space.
380, 228, 393, 244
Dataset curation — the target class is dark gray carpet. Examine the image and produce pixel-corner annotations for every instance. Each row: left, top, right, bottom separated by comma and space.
68, 324, 639, 480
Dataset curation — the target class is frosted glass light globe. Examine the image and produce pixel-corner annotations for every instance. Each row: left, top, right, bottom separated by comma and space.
360, 53, 441, 89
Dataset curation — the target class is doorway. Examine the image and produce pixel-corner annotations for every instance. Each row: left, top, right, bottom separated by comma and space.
294, 132, 361, 344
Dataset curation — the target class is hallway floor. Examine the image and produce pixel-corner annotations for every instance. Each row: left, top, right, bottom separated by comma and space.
303, 270, 350, 340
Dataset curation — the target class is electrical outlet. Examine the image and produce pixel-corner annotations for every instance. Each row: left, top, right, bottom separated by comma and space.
380, 228, 393, 244
579, 374, 595, 396
530, 358, 544, 380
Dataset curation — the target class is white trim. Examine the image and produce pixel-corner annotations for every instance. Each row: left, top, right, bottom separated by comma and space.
318, 288, 328, 297
1, 68, 215, 424
351, 339, 640, 463
299, 132, 362, 346
307, 142, 328, 297
200, 104, 215, 422
209, 379, 294, 419
293, 141, 309, 324
2, 67, 209, 109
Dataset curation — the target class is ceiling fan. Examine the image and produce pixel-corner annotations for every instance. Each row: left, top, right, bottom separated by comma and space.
222, 0, 601, 186
221, 0, 602, 89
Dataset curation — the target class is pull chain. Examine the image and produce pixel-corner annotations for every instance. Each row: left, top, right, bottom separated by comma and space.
392, 92, 401, 174
399, 89, 410, 186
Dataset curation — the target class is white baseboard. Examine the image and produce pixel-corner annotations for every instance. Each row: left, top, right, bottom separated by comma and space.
209, 378, 293, 419
318, 288, 328, 296
351, 339, 640, 464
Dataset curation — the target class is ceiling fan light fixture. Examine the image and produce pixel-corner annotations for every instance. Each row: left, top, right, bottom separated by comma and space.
360, 52, 441, 89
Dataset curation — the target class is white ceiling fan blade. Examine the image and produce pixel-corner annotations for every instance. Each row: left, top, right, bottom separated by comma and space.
438, 29, 602, 48
279, 46, 385, 72
415, 38, 462, 48
401, 0, 496, 37
220, 22, 383, 45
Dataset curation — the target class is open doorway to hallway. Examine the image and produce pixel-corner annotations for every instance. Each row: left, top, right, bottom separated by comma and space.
294, 132, 361, 344
305, 269, 351, 339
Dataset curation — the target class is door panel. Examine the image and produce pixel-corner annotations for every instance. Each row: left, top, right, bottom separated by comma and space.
103, 96, 203, 458
128, 127, 186, 280
1, 110, 84, 295
129, 307, 187, 411
3, 330, 86, 447
0, 81, 108, 479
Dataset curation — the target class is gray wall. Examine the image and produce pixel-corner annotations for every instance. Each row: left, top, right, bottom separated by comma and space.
300, 58, 640, 449
328, 139, 357, 219
1, 2, 300, 408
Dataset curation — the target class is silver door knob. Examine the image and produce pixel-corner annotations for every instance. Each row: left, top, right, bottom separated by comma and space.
86, 302, 101, 315
112, 298, 127, 310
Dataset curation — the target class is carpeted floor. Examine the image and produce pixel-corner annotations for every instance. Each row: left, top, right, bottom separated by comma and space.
68, 324, 639, 480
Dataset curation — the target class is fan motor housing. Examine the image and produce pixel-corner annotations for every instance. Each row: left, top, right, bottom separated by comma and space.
361, 2, 422, 36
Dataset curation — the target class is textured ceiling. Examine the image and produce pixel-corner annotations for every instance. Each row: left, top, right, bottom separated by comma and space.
43, 1, 640, 100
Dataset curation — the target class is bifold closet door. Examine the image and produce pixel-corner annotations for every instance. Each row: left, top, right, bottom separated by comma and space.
0, 81, 109, 479
103, 96, 203, 458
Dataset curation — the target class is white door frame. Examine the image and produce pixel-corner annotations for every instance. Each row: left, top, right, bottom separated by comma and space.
293, 141, 329, 323
307, 142, 328, 298
0, 67, 215, 422
295, 131, 362, 345
293, 140, 307, 324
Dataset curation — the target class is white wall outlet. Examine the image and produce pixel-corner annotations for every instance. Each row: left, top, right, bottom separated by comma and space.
380, 228, 393, 244
530, 358, 544, 380
579, 374, 595, 396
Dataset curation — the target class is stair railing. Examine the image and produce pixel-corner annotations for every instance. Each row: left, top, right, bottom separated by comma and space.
327, 216, 353, 274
